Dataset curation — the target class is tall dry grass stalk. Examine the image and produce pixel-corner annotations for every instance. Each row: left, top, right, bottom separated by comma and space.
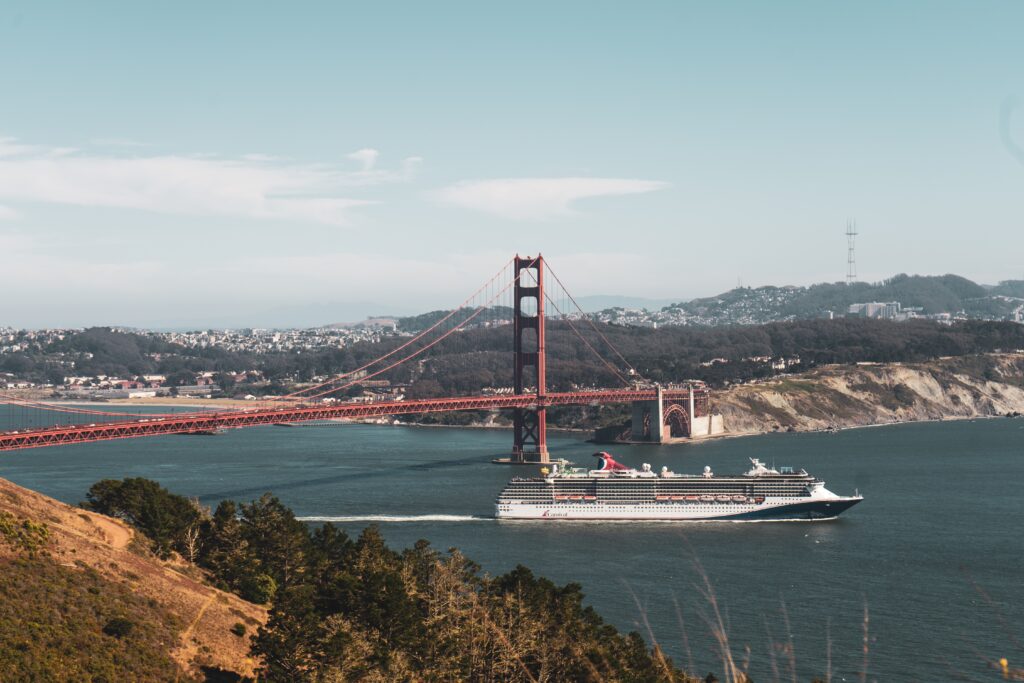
625, 583, 679, 681
693, 558, 742, 683
673, 594, 696, 675
825, 616, 832, 683
860, 600, 870, 683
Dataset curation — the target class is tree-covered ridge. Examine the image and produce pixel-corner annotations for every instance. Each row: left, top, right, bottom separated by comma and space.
84, 479, 694, 682
7, 317, 1024, 397
989, 280, 1024, 298
662, 273, 1019, 321
395, 318, 1024, 394
396, 305, 515, 333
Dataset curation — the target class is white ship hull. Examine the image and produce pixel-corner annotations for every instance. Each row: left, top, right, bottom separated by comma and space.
495, 495, 862, 521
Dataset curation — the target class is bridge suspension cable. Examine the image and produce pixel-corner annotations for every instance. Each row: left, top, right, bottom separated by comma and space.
289, 265, 524, 402
543, 261, 645, 382
540, 294, 631, 386
270, 257, 517, 403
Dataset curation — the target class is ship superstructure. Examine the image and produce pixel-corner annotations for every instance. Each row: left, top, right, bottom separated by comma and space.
495, 453, 862, 521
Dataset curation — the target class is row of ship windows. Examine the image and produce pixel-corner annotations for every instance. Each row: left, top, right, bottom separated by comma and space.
504, 490, 808, 495
498, 500, 800, 505
502, 489, 806, 494
511, 478, 812, 483
507, 483, 812, 489
498, 506, 757, 512
503, 493, 790, 499
506, 485, 808, 490
504, 493, 805, 498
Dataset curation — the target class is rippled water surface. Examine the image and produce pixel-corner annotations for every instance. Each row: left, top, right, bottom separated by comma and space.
2, 416, 1022, 681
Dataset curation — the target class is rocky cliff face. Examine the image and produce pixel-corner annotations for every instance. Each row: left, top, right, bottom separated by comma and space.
715, 353, 1024, 435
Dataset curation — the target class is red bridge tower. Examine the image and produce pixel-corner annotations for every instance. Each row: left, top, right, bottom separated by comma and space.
511, 254, 548, 463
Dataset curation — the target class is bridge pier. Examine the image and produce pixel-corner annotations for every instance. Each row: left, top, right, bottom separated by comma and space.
630, 385, 671, 444
631, 386, 666, 443
621, 384, 723, 443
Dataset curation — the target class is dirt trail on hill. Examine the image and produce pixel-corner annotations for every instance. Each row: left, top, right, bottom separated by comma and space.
87, 514, 132, 548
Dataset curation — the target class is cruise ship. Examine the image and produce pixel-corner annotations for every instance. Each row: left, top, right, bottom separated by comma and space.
495, 452, 862, 521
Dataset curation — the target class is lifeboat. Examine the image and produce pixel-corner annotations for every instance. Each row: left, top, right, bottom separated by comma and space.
699, 495, 715, 502
685, 495, 700, 501
732, 495, 748, 503
655, 495, 671, 501
583, 495, 597, 501
671, 496, 685, 501
754, 496, 766, 504
716, 495, 731, 503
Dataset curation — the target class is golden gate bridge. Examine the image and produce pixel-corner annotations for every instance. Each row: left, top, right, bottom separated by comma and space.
0, 255, 710, 460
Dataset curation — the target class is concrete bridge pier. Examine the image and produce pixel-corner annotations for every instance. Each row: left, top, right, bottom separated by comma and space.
631, 386, 667, 443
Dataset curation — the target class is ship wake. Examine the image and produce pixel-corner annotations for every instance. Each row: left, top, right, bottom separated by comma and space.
297, 514, 491, 523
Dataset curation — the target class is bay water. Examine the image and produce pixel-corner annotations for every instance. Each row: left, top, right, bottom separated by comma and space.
2, 416, 1022, 681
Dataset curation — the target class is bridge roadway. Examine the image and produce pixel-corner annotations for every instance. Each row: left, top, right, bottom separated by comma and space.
0, 388, 698, 452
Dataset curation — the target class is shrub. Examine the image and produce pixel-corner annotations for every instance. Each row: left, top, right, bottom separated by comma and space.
102, 617, 134, 638
239, 573, 277, 605
0, 511, 50, 556
230, 623, 246, 637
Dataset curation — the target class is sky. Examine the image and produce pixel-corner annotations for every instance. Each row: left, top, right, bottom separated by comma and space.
1, 1, 1023, 328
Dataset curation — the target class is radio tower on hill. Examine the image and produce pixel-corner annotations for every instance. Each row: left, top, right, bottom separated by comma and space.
846, 220, 858, 285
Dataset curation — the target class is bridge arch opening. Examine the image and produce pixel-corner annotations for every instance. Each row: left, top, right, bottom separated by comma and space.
663, 403, 690, 438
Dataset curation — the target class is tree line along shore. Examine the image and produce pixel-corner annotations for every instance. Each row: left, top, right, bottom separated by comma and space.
3, 317, 1024, 400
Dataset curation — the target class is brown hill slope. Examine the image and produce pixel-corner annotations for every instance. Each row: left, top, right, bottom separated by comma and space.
0, 476, 266, 680
716, 353, 1024, 434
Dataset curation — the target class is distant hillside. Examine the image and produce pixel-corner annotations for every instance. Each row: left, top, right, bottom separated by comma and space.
325, 316, 398, 329
396, 305, 514, 333
988, 279, 1024, 298
572, 294, 680, 312
646, 274, 1024, 326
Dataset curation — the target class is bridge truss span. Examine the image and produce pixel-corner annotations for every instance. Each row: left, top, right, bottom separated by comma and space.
0, 389, 703, 452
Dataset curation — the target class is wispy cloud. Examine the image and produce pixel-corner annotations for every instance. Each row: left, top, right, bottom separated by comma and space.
432, 177, 669, 220
0, 136, 423, 226
0, 204, 16, 220
343, 148, 423, 185
347, 148, 379, 171
0, 137, 37, 157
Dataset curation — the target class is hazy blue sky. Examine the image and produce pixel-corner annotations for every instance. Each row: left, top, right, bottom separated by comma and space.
2, 1, 1023, 327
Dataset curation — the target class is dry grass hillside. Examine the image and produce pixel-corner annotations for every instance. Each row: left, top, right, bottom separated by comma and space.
0, 476, 266, 681
716, 353, 1024, 435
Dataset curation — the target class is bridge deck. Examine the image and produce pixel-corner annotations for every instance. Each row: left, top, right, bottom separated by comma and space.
0, 389, 702, 452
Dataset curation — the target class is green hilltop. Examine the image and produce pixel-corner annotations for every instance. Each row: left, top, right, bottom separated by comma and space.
657, 274, 1024, 324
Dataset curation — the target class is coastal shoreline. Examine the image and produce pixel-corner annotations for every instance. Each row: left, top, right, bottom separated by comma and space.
14, 353, 1024, 444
